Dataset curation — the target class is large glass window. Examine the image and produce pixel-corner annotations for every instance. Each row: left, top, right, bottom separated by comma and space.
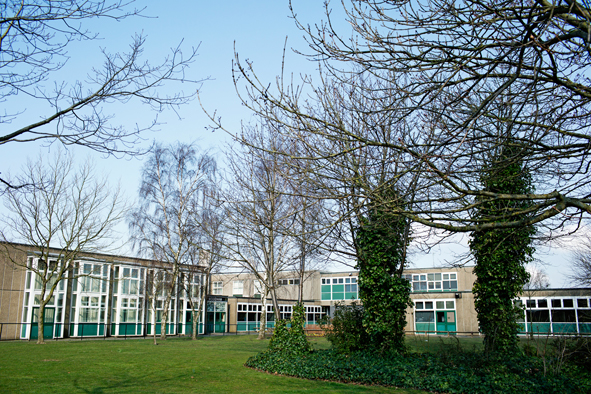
521, 296, 591, 335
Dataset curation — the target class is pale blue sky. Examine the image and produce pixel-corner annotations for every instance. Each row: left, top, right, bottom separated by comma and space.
1, 1, 578, 287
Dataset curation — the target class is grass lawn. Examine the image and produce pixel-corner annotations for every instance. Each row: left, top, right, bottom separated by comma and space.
0, 335, 427, 394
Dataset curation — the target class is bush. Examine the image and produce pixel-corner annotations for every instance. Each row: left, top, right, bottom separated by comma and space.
246, 348, 591, 394
268, 302, 311, 354
321, 301, 369, 353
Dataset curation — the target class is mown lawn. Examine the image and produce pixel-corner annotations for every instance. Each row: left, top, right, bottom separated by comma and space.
0, 335, 427, 393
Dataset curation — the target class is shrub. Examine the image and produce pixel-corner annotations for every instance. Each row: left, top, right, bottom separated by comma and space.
268, 302, 311, 354
321, 301, 369, 353
246, 348, 591, 394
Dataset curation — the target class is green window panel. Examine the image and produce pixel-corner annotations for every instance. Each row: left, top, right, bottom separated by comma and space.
552, 323, 577, 334
527, 323, 551, 334
321, 285, 331, 293
321, 293, 332, 300
332, 292, 344, 300
579, 323, 591, 333
345, 292, 357, 300
332, 284, 344, 292
415, 322, 435, 333
79, 323, 98, 337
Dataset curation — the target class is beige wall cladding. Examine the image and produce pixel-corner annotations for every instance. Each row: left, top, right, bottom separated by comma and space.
0, 246, 28, 339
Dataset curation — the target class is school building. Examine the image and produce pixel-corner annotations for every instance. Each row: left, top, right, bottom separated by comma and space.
1, 242, 590, 340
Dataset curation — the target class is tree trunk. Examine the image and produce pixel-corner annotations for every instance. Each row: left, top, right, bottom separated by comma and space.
258, 294, 267, 339
160, 310, 168, 340
191, 310, 198, 340
270, 289, 280, 322
37, 303, 46, 345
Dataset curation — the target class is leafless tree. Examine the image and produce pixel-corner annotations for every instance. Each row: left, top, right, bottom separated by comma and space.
0, 0, 201, 189
571, 236, 591, 287
129, 143, 215, 340
216, 0, 591, 239
222, 124, 297, 338
0, 150, 124, 344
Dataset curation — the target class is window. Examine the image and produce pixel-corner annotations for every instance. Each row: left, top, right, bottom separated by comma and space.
321, 276, 359, 301
120, 298, 138, 323
79, 296, 99, 323
405, 272, 457, 292
278, 278, 301, 286
233, 280, 243, 295
305, 305, 325, 324
82, 263, 103, 292
121, 267, 140, 295
519, 296, 591, 335
253, 280, 264, 296
212, 281, 223, 295
188, 274, 201, 298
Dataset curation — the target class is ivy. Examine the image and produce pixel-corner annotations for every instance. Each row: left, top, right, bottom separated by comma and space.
470, 142, 535, 353
268, 302, 312, 354
321, 301, 369, 353
355, 188, 412, 353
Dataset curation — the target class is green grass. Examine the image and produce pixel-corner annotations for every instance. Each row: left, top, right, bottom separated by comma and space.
0, 336, 426, 394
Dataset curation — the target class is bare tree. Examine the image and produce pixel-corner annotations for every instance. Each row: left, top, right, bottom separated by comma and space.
183, 188, 226, 338
571, 236, 591, 287
216, 0, 591, 238
0, 150, 124, 344
0, 1, 201, 189
129, 143, 215, 340
222, 124, 297, 338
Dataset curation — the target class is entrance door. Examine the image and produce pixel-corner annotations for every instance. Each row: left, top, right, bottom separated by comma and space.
206, 301, 227, 333
436, 311, 456, 334
30, 307, 55, 340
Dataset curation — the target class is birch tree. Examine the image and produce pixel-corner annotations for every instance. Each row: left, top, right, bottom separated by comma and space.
129, 142, 215, 340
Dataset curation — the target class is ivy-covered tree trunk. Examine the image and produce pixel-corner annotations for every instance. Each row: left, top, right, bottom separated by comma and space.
356, 192, 412, 353
470, 142, 535, 354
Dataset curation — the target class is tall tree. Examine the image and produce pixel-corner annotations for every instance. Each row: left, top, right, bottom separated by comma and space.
222, 123, 296, 338
0, 150, 124, 344
470, 141, 535, 353
0, 0, 200, 189
129, 143, 215, 341
220, 0, 591, 236
355, 187, 412, 353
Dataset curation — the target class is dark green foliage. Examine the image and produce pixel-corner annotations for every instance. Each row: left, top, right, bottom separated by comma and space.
245, 349, 591, 394
268, 302, 312, 354
321, 301, 369, 353
356, 189, 412, 353
470, 142, 535, 353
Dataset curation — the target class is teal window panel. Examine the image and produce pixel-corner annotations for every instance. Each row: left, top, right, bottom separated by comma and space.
415, 322, 435, 333
527, 323, 551, 334
321, 285, 331, 292
552, 323, 577, 334
332, 284, 344, 292
345, 292, 357, 300
321, 293, 332, 300
579, 323, 591, 333
332, 292, 344, 300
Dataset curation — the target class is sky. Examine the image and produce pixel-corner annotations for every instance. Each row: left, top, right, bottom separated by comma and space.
0, 0, 582, 287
